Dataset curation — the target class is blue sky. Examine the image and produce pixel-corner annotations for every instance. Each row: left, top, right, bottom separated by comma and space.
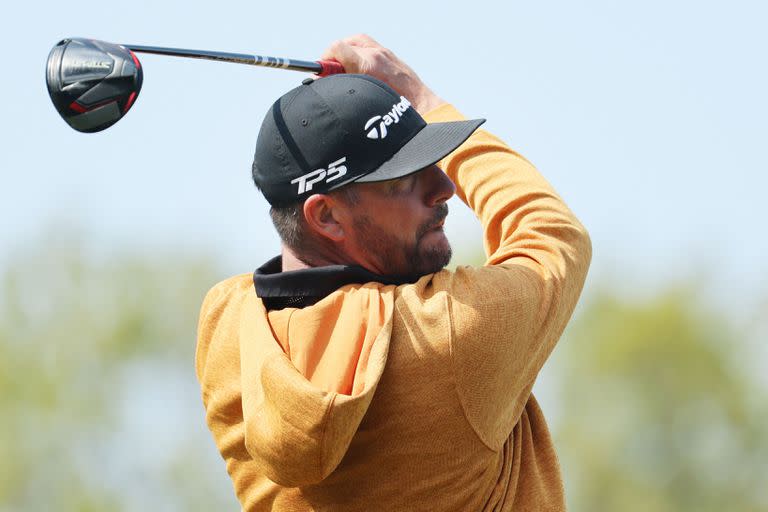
2, 2, 765, 505
2, 0, 766, 313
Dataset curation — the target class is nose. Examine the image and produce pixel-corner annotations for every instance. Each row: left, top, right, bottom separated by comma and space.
421, 165, 456, 206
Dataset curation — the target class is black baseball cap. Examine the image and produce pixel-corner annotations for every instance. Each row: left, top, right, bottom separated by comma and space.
251, 74, 484, 206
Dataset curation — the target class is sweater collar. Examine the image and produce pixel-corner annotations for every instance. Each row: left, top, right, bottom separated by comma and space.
253, 256, 415, 310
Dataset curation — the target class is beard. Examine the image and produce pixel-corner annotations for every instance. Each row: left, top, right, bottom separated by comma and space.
353, 203, 452, 279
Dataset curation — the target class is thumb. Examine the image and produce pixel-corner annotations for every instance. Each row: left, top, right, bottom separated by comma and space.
320, 40, 364, 74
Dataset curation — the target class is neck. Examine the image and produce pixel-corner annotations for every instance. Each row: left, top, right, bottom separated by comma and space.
281, 244, 349, 272
281, 246, 311, 271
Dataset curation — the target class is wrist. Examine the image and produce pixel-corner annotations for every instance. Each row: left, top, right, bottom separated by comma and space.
409, 87, 445, 116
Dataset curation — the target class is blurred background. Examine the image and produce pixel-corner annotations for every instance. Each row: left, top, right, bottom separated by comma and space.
2, 0, 766, 510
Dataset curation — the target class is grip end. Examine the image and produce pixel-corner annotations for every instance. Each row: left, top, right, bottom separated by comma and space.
316, 59, 345, 77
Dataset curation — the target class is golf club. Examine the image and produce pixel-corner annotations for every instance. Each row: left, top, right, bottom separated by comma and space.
46, 37, 346, 133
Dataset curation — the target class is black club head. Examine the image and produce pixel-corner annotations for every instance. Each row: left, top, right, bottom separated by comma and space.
46, 38, 143, 133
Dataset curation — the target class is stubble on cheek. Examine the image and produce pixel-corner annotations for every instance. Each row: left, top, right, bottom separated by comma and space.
353, 203, 452, 278
353, 214, 404, 275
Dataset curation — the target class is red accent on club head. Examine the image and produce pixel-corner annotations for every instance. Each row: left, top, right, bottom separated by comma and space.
130, 50, 141, 69
124, 92, 137, 113
69, 101, 88, 113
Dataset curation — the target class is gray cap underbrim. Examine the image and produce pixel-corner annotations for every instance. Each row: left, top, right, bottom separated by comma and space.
354, 118, 485, 183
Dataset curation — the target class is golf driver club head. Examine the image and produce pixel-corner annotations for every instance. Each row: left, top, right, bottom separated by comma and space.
46, 38, 142, 133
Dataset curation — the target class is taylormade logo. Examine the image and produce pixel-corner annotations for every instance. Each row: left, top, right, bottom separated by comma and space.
72, 61, 112, 72
291, 157, 348, 195
364, 96, 412, 140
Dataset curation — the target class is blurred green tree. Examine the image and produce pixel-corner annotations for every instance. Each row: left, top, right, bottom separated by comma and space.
552, 282, 768, 512
0, 231, 238, 511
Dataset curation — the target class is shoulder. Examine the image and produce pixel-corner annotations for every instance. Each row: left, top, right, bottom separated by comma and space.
195, 273, 254, 379
396, 263, 539, 307
203, 272, 253, 301
392, 264, 517, 326
199, 273, 255, 318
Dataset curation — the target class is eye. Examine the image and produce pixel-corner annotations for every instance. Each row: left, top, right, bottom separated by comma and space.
388, 174, 416, 194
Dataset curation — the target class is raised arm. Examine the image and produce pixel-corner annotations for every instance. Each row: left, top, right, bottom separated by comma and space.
323, 35, 592, 449
428, 105, 592, 449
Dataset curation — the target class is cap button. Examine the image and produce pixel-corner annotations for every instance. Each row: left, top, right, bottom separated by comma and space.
301, 77, 315, 86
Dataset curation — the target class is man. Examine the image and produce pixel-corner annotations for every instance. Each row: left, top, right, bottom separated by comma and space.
196, 34, 591, 511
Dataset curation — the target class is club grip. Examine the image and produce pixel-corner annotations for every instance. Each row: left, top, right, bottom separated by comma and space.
316, 59, 345, 77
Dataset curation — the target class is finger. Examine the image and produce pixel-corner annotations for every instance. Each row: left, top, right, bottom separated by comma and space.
342, 33, 382, 49
320, 40, 364, 72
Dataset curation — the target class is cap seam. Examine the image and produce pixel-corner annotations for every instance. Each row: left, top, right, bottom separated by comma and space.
306, 85, 350, 161
272, 99, 311, 173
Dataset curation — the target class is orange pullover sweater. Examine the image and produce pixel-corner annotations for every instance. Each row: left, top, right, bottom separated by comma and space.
195, 104, 592, 511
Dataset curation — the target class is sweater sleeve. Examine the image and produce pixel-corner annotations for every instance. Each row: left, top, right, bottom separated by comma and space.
423, 104, 592, 450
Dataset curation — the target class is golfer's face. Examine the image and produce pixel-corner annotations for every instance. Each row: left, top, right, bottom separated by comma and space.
346, 165, 456, 277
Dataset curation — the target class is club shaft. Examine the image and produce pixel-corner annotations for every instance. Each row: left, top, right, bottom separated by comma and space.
124, 44, 323, 73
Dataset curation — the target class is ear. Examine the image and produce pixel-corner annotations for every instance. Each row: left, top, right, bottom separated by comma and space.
302, 194, 347, 242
